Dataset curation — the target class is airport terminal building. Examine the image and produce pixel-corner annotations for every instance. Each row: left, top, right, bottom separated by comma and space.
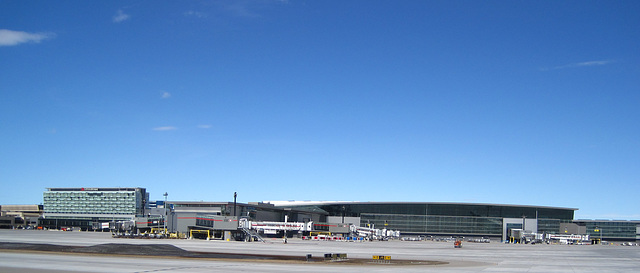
268, 202, 640, 242
0, 205, 42, 229
24, 187, 640, 242
268, 201, 577, 240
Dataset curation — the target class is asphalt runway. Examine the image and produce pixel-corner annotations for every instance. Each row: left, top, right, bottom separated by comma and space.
1, 230, 639, 272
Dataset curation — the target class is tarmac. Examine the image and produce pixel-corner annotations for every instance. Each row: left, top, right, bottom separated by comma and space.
1, 229, 639, 272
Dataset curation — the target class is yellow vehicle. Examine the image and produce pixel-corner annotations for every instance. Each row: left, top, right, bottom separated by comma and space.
150, 227, 167, 234
310, 231, 331, 236
309, 231, 331, 240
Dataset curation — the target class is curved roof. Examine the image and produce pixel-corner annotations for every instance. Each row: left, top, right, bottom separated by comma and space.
264, 200, 578, 211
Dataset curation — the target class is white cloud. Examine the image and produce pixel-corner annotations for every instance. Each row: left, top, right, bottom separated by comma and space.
184, 10, 206, 18
153, 126, 177, 131
223, 1, 261, 18
0, 29, 55, 46
574, 60, 613, 67
161, 92, 171, 99
197, 124, 212, 129
113, 9, 130, 23
542, 60, 614, 71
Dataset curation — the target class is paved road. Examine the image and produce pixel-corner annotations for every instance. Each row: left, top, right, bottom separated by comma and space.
1, 230, 639, 272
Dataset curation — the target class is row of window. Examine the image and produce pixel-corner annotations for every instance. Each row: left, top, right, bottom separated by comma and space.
44, 200, 136, 205
45, 203, 136, 207
45, 209, 136, 214
46, 204, 138, 208
45, 202, 135, 206
45, 208, 136, 213
538, 219, 562, 234
47, 210, 135, 215
45, 192, 135, 196
360, 214, 570, 236
45, 197, 135, 200
362, 213, 504, 234
582, 222, 638, 238
317, 204, 575, 220
44, 200, 133, 204
196, 218, 215, 227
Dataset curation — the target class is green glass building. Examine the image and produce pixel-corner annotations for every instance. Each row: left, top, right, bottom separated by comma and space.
41, 188, 148, 230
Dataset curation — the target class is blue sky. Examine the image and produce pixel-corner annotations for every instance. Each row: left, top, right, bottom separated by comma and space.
1, 1, 638, 220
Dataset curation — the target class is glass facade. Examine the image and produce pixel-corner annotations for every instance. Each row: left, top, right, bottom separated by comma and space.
361, 213, 503, 235
537, 218, 563, 234
281, 202, 576, 236
578, 221, 639, 240
317, 203, 574, 220
43, 188, 146, 215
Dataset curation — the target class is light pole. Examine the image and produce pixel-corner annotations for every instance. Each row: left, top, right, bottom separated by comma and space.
233, 192, 237, 217
163, 192, 168, 234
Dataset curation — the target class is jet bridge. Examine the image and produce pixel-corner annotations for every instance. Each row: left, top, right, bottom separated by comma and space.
238, 219, 400, 240
245, 220, 311, 233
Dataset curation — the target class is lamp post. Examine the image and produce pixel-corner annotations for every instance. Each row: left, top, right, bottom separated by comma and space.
233, 192, 237, 217
163, 192, 168, 234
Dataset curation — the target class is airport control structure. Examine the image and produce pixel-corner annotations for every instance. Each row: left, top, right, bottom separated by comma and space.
1, 187, 639, 244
